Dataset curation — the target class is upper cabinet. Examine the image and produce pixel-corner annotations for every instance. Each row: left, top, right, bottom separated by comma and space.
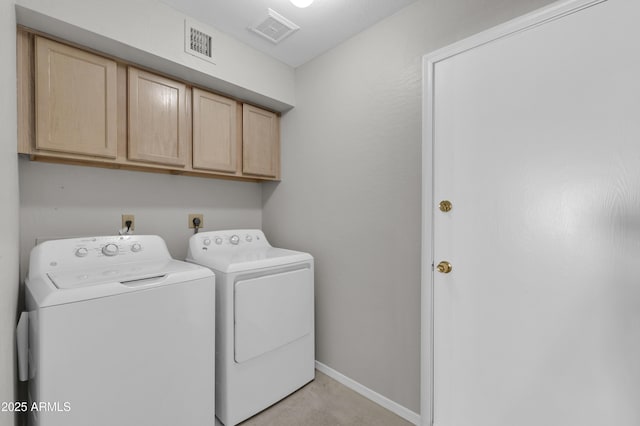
242, 104, 280, 179
128, 67, 188, 167
18, 31, 281, 182
34, 37, 118, 158
192, 88, 239, 174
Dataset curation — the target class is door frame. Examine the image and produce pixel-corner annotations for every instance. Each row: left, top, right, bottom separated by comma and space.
419, 0, 606, 424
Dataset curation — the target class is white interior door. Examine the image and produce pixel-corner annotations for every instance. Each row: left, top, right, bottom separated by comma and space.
430, 1, 640, 425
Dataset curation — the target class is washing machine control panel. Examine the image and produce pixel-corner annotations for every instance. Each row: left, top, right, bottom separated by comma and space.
28, 236, 177, 280
70, 237, 148, 259
70, 242, 144, 258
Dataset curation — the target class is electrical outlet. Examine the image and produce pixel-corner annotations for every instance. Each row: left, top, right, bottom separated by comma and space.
189, 214, 204, 229
122, 214, 135, 231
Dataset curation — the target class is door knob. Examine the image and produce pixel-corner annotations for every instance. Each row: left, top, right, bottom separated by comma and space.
439, 200, 452, 212
436, 261, 452, 274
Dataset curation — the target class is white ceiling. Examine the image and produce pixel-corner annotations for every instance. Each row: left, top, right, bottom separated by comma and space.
158, 0, 419, 68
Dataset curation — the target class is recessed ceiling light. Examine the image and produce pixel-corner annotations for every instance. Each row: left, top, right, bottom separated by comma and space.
290, 0, 313, 8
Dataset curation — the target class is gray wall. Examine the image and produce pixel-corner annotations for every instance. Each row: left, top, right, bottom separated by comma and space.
19, 160, 262, 281
262, 0, 557, 413
0, 0, 19, 425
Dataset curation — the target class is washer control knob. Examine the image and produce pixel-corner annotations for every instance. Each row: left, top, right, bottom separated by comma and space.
75, 247, 89, 258
215, 237, 223, 245
203, 238, 211, 246
230, 235, 240, 245
245, 235, 253, 242
102, 243, 119, 257
131, 243, 142, 253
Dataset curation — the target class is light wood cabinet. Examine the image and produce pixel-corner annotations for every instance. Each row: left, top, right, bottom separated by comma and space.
18, 30, 281, 182
242, 104, 280, 179
192, 88, 239, 174
128, 67, 188, 167
34, 36, 117, 158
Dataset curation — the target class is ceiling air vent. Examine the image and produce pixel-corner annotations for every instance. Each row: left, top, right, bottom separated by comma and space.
249, 8, 300, 44
185, 18, 215, 64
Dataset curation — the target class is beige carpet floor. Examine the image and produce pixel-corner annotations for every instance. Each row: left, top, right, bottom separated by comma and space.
234, 371, 414, 426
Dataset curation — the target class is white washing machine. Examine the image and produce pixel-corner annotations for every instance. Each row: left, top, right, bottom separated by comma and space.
186, 229, 314, 426
17, 235, 215, 426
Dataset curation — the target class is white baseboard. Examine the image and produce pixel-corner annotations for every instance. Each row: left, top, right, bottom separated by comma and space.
314, 361, 421, 425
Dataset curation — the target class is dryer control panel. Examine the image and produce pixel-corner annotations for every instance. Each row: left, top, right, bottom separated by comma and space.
197, 230, 270, 251
186, 229, 312, 274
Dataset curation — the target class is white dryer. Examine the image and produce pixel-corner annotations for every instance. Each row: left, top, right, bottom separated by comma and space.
186, 229, 314, 426
18, 235, 215, 426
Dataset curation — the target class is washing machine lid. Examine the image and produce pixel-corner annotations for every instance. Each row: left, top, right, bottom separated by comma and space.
186, 229, 313, 273
47, 259, 197, 289
28, 259, 213, 308
26, 235, 214, 307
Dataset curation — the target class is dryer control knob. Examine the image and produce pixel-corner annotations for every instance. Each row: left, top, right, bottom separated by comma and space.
75, 247, 89, 257
230, 235, 240, 245
131, 243, 142, 252
245, 235, 253, 242
102, 243, 119, 257
203, 238, 211, 246
215, 237, 223, 245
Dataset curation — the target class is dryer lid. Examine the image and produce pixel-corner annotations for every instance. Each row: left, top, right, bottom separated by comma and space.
189, 246, 312, 273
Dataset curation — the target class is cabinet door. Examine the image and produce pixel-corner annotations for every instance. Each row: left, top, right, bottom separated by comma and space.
35, 37, 117, 158
128, 68, 187, 166
242, 104, 280, 178
192, 88, 238, 173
